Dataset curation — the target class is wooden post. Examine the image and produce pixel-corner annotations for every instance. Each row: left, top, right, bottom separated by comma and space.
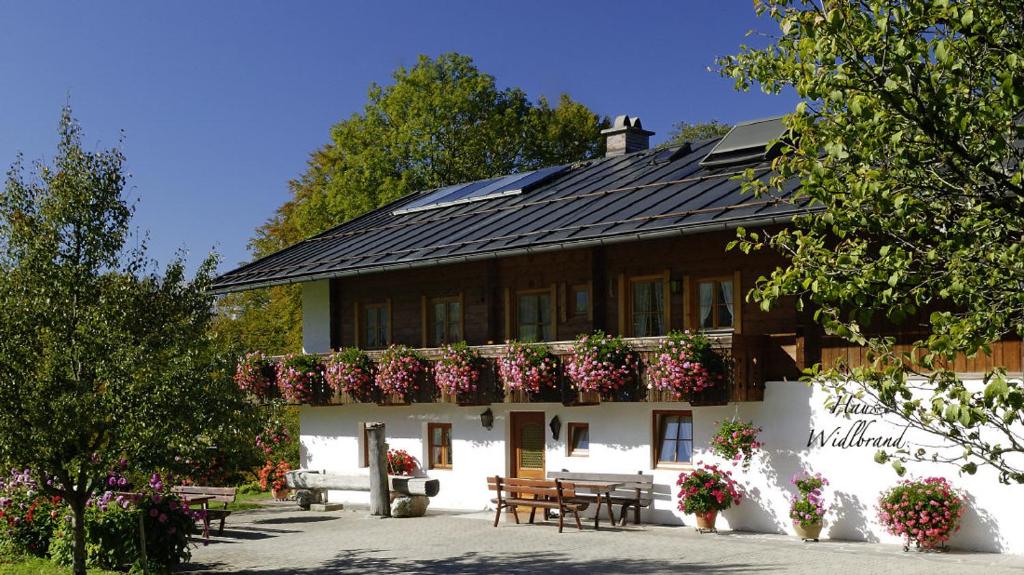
138, 511, 149, 575
366, 422, 391, 517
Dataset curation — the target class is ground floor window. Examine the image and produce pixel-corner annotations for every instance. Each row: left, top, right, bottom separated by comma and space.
567, 422, 589, 457
653, 410, 692, 466
428, 423, 452, 469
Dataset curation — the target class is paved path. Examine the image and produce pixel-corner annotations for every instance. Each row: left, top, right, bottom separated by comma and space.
182, 502, 1024, 574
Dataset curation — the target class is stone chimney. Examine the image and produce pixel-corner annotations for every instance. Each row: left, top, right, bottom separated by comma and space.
601, 115, 655, 157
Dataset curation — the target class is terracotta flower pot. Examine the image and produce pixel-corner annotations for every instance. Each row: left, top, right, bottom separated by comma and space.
794, 521, 823, 541
271, 487, 291, 501
695, 510, 718, 531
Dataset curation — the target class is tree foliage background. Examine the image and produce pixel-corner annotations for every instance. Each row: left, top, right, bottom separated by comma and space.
721, 0, 1024, 482
215, 53, 610, 354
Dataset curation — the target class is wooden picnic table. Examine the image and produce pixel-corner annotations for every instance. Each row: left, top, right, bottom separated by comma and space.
566, 480, 622, 530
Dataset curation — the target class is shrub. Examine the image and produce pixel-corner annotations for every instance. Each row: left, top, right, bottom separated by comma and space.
255, 421, 291, 456
434, 342, 482, 398
386, 449, 419, 476
789, 471, 829, 528
234, 351, 277, 398
676, 463, 742, 515
877, 477, 965, 550
709, 419, 763, 470
276, 354, 328, 404
324, 348, 375, 401
647, 330, 727, 397
375, 345, 426, 398
564, 331, 638, 395
258, 460, 292, 492
0, 469, 61, 558
497, 341, 559, 394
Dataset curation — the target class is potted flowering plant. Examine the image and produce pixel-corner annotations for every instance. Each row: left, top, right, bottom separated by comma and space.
375, 345, 427, 404
276, 354, 329, 405
878, 477, 965, 551
646, 330, 728, 402
565, 331, 639, 403
235, 351, 278, 399
434, 342, 486, 405
386, 449, 419, 477
259, 460, 293, 500
676, 463, 742, 532
789, 471, 829, 541
497, 341, 560, 402
324, 348, 375, 403
709, 419, 763, 470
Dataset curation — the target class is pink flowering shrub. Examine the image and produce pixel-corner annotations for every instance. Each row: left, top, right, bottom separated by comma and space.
256, 422, 291, 455
647, 330, 727, 397
877, 477, 965, 550
234, 351, 277, 398
676, 463, 742, 515
710, 419, 763, 470
375, 345, 426, 399
434, 342, 481, 397
789, 471, 829, 528
565, 331, 638, 396
498, 341, 559, 394
276, 354, 328, 404
325, 348, 375, 402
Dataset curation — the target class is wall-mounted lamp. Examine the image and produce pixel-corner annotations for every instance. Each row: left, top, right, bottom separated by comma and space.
480, 408, 494, 431
549, 415, 561, 441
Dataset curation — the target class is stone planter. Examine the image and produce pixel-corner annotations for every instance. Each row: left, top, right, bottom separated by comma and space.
794, 521, 823, 542
695, 510, 718, 533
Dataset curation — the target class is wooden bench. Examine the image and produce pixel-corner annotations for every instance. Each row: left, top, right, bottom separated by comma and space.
171, 486, 237, 535
487, 476, 587, 533
547, 471, 654, 525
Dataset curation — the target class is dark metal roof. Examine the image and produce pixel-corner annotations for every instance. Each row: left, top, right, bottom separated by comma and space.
211, 134, 810, 293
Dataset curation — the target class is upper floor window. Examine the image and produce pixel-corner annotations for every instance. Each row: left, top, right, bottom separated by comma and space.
571, 284, 590, 318
431, 296, 463, 346
630, 277, 666, 337
363, 302, 390, 349
698, 279, 734, 330
517, 291, 552, 342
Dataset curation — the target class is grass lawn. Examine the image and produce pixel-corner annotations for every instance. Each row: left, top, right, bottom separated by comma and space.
226, 489, 273, 512
0, 556, 119, 575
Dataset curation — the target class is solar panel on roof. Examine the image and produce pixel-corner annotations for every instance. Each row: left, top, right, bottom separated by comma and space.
700, 116, 788, 167
392, 164, 568, 215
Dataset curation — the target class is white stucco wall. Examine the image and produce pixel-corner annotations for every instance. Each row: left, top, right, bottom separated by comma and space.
301, 280, 331, 354
298, 382, 1024, 554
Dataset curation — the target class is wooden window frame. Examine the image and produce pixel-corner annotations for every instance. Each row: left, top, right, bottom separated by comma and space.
423, 294, 464, 347
356, 299, 392, 349
625, 272, 671, 337
513, 288, 557, 342
652, 410, 693, 469
692, 274, 742, 333
570, 283, 592, 320
566, 422, 590, 457
427, 422, 453, 470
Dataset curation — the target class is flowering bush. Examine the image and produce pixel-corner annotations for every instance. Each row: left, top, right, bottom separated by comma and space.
234, 351, 277, 398
877, 477, 965, 550
789, 471, 829, 528
497, 341, 559, 394
325, 348, 375, 402
256, 422, 291, 456
276, 353, 328, 404
259, 460, 292, 493
647, 330, 727, 397
375, 345, 427, 398
676, 463, 742, 515
565, 331, 638, 395
709, 419, 763, 470
386, 449, 419, 476
0, 468, 61, 557
434, 342, 481, 398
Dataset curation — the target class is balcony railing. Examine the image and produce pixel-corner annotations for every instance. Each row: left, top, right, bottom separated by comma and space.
284, 333, 765, 407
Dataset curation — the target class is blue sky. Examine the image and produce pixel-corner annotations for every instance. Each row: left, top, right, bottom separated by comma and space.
0, 1, 794, 274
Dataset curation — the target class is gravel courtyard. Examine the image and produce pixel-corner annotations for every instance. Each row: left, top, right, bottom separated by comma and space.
181, 502, 1024, 574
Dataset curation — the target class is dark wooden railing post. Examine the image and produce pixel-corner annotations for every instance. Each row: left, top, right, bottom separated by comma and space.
367, 422, 391, 517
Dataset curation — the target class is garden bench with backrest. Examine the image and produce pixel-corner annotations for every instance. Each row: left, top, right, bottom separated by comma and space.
547, 471, 654, 526
487, 476, 587, 533
171, 486, 237, 535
